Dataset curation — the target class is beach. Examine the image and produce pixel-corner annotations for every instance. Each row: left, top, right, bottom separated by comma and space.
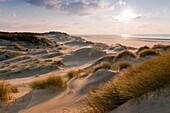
82, 35, 170, 48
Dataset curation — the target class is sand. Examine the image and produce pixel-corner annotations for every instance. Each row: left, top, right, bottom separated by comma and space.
0, 33, 170, 113
82, 35, 170, 48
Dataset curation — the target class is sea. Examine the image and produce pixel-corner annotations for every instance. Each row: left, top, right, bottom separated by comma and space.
79, 34, 170, 43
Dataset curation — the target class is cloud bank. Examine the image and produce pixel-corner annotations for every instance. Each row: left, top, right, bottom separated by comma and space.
27, 0, 125, 16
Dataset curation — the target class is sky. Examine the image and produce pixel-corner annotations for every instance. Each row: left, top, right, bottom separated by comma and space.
0, 0, 170, 34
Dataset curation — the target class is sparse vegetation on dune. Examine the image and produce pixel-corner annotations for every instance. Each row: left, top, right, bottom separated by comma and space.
30, 76, 66, 89
0, 49, 4, 55
66, 69, 82, 80
117, 61, 132, 71
152, 44, 170, 51
114, 50, 137, 62
9, 43, 28, 51
139, 49, 160, 58
0, 81, 18, 102
137, 46, 150, 54
0, 50, 24, 61
82, 50, 170, 113
92, 62, 112, 73
9, 85, 18, 93
0, 81, 11, 102
0, 32, 54, 46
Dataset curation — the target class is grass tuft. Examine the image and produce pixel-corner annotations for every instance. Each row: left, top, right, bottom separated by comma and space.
10, 43, 27, 51
82, 50, 170, 113
152, 44, 170, 51
137, 46, 150, 54
118, 61, 132, 71
92, 62, 112, 73
30, 76, 66, 89
0, 49, 3, 53
139, 49, 160, 58
114, 50, 137, 62
9, 85, 19, 93
66, 69, 82, 80
0, 81, 18, 102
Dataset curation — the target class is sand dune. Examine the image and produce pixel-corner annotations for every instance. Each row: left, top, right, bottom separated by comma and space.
62, 48, 106, 66
111, 88, 170, 113
0, 32, 170, 113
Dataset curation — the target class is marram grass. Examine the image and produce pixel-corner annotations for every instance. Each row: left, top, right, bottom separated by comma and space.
82, 50, 170, 113
139, 49, 160, 58
114, 50, 137, 62
30, 76, 66, 89
92, 62, 112, 73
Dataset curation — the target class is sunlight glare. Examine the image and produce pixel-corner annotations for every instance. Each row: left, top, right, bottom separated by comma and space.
121, 9, 137, 21
121, 34, 130, 39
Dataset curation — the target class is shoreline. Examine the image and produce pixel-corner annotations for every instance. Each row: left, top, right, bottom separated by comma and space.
82, 35, 170, 48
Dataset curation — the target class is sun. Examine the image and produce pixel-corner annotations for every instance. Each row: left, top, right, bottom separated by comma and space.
121, 9, 137, 21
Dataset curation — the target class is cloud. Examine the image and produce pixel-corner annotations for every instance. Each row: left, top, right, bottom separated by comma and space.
27, 0, 100, 15
54, 25, 70, 29
27, 0, 124, 16
118, 0, 126, 5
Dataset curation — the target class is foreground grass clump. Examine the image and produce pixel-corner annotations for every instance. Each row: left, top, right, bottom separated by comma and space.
0, 82, 11, 102
152, 44, 170, 51
114, 50, 137, 62
137, 46, 150, 54
0, 81, 18, 102
9, 85, 19, 93
139, 49, 160, 58
82, 50, 170, 113
30, 76, 66, 89
66, 69, 82, 80
118, 61, 132, 71
92, 62, 112, 73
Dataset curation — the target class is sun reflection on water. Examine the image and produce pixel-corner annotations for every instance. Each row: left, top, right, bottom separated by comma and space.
121, 34, 131, 39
